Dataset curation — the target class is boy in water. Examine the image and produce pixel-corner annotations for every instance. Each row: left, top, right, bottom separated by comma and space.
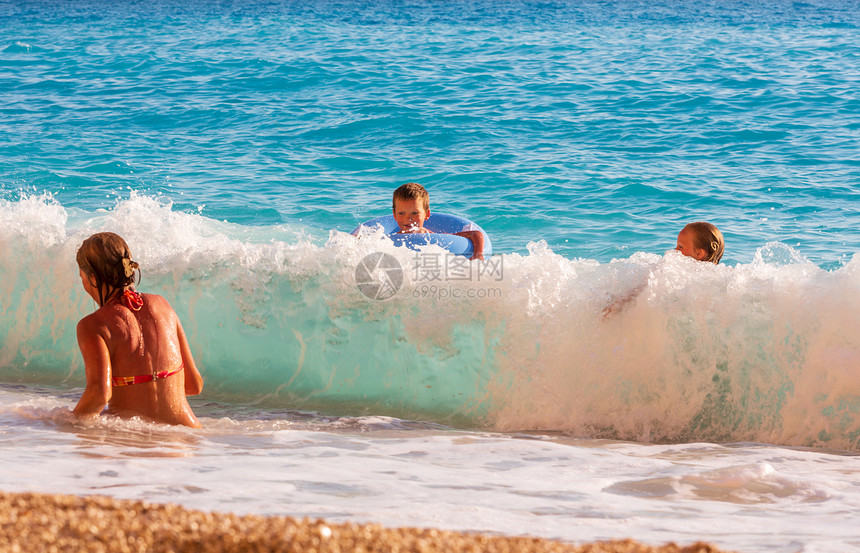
393, 182, 485, 260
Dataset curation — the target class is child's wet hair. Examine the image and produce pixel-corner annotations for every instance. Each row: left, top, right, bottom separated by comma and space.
393, 182, 430, 212
684, 222, 724, 264
76, 232, 140, 306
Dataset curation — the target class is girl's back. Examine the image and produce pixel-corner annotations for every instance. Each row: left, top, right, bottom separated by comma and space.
94, 294, 198, 427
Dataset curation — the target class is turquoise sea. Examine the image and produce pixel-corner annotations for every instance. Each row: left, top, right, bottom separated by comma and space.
1, 1, 859, 551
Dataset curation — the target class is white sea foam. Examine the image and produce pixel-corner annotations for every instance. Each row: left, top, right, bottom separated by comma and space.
1, 194, 859, 450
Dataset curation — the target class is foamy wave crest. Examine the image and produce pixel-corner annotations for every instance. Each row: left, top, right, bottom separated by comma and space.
490, 242, 860, 450
1, 195, 859, 450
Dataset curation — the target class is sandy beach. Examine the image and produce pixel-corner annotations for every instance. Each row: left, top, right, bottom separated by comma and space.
0, 491, 734, 553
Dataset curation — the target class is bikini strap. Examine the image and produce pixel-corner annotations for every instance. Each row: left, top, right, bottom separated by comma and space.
111, 364, 184, 387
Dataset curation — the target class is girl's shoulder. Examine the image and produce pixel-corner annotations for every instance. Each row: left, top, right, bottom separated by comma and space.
141, 292, 166, 303
76, 306, 117, 339
140, 293, 179, 319
76, 310, 101, 333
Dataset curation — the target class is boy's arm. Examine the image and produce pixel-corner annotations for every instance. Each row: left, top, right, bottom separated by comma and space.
454, 230, 485, 260
601, 287, 643, 318
397, 227, 432, 234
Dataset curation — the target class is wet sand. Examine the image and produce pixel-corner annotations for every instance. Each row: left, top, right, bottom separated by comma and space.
0, 491, 734, 553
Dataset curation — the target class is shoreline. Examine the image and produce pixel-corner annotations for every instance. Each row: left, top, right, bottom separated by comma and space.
0, 490, 735, 553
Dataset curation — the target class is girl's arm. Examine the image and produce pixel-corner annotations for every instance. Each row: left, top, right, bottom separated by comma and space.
73, 318, 112, 419
176, 317, 204, 396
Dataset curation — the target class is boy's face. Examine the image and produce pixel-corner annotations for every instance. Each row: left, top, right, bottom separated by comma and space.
393, 198, 429, 232
675, 228, 706, 261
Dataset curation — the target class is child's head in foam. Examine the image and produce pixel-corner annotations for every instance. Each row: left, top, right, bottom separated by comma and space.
675, 222, 724, 264
392, 182, 431, 233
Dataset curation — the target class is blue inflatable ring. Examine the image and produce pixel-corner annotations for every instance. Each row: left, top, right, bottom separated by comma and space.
352, 213, 492, 257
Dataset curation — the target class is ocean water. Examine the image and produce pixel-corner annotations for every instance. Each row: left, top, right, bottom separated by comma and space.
1, 1, 859, 551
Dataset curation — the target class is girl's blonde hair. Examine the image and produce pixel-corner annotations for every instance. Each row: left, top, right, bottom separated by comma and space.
684, 222, 724, 264
76, 232, 140, 306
